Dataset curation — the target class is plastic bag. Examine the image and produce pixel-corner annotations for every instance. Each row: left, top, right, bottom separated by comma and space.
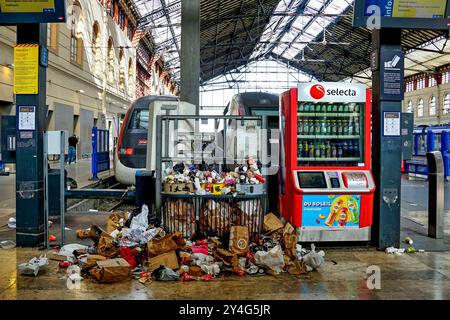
153, 266, 179, 281
0, 240, 16, 249
7, 217, 16, 229
302, 244, 325, 271
18, 254, 48, 276
254, 245, 285, 275
58, 244, 88, 257
130, 205, 149, 230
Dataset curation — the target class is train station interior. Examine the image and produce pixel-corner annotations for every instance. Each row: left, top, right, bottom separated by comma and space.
1, 0, 450, 304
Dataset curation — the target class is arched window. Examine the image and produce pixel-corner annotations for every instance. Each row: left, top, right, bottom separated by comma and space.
92, 22, 102, 75
444, 94, 450, 115
69, 1, 83, 65
407, 100, 413, 113
418, 99, 424, 117
128, 58, 134, 96
429, 96, 436, 116
118, 49, 125, 91
107, 37, 115, 83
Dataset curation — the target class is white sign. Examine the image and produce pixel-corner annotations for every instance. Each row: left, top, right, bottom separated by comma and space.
18, 106, 36, 130
298, 82, 367, 103
383, 112, 401, 136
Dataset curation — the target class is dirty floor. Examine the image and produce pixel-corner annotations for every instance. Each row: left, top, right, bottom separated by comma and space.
1, 246, 449, 300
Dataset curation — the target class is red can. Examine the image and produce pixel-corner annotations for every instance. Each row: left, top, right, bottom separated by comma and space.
59, 261, 71, 268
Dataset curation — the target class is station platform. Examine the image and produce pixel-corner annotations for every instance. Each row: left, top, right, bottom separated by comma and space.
0, 173, 449, 300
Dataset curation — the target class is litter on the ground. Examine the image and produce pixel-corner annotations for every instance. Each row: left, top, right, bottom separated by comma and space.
7, 217, 16, 229
18, 255, 48, 276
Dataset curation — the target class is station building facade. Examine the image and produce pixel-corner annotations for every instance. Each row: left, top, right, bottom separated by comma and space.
0, 0, 177, 160
402, 63, 450, 126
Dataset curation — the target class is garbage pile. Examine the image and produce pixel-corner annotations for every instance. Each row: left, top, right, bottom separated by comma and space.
163, 158, 266, 196
39, 208, 324, 283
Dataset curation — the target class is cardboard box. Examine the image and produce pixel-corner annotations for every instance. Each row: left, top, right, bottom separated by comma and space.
87, 254, 107, 267
163, 182, 194, 194
229, 226, 249, 256
148, 250, 179, 272
90, 258, 131, 283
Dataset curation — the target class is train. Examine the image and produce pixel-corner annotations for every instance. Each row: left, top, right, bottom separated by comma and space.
115, 92, 280, 186
114, 95, 179, 185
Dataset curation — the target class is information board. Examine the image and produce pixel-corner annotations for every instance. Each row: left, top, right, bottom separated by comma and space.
353, 0, 450, 29
18, 106, 36, 131
14, 44, 39, 95
0, 0, 66, 24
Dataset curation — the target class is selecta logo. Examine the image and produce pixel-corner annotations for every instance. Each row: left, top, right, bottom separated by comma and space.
310, 84, 325, 100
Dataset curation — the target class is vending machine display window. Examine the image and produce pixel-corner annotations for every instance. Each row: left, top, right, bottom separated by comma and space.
296, 102, 365, 167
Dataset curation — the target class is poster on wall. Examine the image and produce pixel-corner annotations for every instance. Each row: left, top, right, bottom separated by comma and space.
301, 194, 361, 228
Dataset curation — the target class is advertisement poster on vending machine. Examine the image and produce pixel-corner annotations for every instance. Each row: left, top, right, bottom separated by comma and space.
301, 195, 361, 228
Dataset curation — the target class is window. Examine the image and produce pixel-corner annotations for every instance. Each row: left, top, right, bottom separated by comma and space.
128, 58, 134, 96
48, 23, 59, 53
429, 76, 437, 87
69, 1, 83, 66
109, 0, 115, 17
417, 78, 425, 90
444, 94, 450, 115
405, 81, 414, 92
107, 37, 115, 84
92, 22, 102, 75
118, 49, 125, 91
128, 25, 134, 41
418, 99, 424, 117
119, 9, 126, 30
429, 97, 436, 116
443, 71, 450, 84
407, 100, 413, 113
129, 110, 149, 130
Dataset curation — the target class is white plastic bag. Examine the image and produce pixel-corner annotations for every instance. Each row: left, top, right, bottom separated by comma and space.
18, 254, 48, 276
302, 244, 325, 271
58, 244, 88, 257
130, 205, 149, 229
254, 245, 285, 275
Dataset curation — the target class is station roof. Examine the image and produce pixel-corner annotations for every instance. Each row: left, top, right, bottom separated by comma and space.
132, 0, 449, 87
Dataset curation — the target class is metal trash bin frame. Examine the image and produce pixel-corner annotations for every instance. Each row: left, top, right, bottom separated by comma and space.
161, 193, 266, 242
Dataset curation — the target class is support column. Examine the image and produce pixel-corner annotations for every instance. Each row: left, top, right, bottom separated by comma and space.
15, 24, 47, 246
371, 28, 404, 249
180, 0, 200, 113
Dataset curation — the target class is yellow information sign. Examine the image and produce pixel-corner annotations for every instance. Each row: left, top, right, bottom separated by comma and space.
393, 0, 447, 19
0, 0, 55, 13
14, 44, 39, 95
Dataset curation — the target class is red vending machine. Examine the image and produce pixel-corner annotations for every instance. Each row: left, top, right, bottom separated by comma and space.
280, 82, 375, 242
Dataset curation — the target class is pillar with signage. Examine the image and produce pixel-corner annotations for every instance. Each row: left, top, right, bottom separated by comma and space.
0, 0, 66, 246
353, 0, 450, 248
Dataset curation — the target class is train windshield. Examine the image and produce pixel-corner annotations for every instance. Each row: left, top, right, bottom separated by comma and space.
129, 110, 149, 130
249, 107, 278, 116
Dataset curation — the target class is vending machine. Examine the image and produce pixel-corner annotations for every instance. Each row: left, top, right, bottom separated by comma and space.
279, 82, 375, 242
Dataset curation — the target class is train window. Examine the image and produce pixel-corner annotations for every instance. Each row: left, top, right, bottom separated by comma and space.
250, 107, 278, 116
129, 110, 149, 130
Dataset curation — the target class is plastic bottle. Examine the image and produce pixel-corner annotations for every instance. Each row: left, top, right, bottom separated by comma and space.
337, 120, 343, 136
309, 141, 315, 158
298, 120, 303, 135
331, 120, 337, 135
315, 142, 321, 158
315, 120, 320, 135
298, 142, 303, 158
321, 104, 327, 113
348, 118, 354, 135
354, 117, 360, 135
343, 104, 349, 113
331, 143, 337, 158
320, 142, 326, 158
343, 141, 348, 157
354, 143, 359, 157
327, 104, 333, 113
321, 118, 327, 135
298, 103, 304, 112
337, 143, 343, 158
326, 141, 331, 158
349, 141, 354, 157
338, 104, 344, 113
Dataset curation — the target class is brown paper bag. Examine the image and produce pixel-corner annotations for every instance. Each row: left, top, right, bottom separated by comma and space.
90, 258, 131, 283
98, 235, 118, 258
147, 232, 184, 258
263, 213, 284, 234
229, 226, 249, 257
106, 213, 122, 234
283, 233, 298, 261
148, 251, 179, 272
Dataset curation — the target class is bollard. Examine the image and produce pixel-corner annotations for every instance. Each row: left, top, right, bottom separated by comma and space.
426, 151, 444, 239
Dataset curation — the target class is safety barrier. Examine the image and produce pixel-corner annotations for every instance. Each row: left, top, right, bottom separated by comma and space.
91, 127, 110, 181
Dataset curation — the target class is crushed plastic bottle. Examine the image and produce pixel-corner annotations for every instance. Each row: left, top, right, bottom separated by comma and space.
0, 240, 16, 249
